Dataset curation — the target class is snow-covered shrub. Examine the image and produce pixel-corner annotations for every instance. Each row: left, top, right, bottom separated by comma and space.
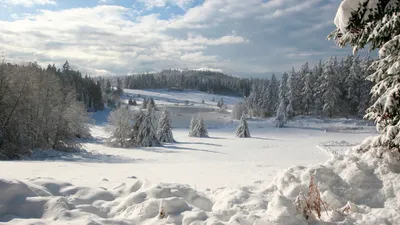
231, 103, 248, 120
106, 107, 133, 147
236, 115, 250, 138
329, 0, 400, 159
156, 109, 175, 143
190, 117, 208, 138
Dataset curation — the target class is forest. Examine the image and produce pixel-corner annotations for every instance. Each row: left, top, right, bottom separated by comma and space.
123, 55, 374, 118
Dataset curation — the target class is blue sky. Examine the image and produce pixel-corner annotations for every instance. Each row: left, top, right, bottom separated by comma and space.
0, 0, 356, 77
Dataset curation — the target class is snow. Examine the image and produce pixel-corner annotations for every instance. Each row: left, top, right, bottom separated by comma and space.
1, 89, 398, 225
334, 0, 378, 33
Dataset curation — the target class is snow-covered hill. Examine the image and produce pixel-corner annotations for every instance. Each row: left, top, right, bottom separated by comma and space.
1, 89, 397, 225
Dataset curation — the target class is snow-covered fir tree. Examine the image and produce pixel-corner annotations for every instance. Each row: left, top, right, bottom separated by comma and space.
156, 109, 175, 143
142, 98, 148, 109
286, 68, 298, 119
345, 56, 364, 114
312, 60, 324, 115
191, 117, 208, 138
287, 67, 301, 117
236, 115, 250, 138
276, 74, 288, 128
266, 74, 279, 116
322, 57, 341, 117
276, 98, 287, 128
329, 0, 400, 157
148, 98, 156, 109
136, 107, 160, 147
302, 68, 315, 115
189, 116, 198, 136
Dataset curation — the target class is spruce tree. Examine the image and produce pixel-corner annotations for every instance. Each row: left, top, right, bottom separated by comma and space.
189, 116, 198, 136
276, 98, 287, 128
236, 115, 250, 138
330, 0, 400, 157
322, 57, 341, 118
156, 109, 175, 143
142, 97, 148, 109
191, 117, 208, 137
136, 107, 160, 147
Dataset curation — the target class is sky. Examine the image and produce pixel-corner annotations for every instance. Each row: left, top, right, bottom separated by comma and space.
0, 0, 356, 77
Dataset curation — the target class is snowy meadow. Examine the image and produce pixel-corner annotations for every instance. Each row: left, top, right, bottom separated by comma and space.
1, 0, 400, 224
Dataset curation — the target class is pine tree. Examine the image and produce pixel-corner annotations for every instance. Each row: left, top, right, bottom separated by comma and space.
322, 57, 341, 118
302, 71, 314, 115
313, 61, 324, 115
156, 109, 175, 143
276, 98, 287, 128
142, 97, 148, 109
276, 75, 288, 127
191, 117, 208, 137
329, 0, 400, 156
286, 68, 298, 119
136, 107, 160, 147
266, 74, 279, 116
236, 115, 250, 138
148, 98, 156, 109
345, 56, 363, 114
189, 116, 198, 136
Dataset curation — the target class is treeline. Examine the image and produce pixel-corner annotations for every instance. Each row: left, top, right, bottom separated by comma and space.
247, 56, 374, 118
237, 55, 374, 126
123, 55, 374, 118
0, 61, 105, 159
124, 69, 253, 96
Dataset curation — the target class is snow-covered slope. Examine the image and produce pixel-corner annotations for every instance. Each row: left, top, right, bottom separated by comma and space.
1, 89, 396, 225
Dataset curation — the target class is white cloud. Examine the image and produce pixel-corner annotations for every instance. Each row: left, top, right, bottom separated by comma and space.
1, 0, 56, 7
138, 0, 194, 10
0, 5, 248, 76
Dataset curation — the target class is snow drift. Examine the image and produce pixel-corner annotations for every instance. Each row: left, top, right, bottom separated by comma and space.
1, 152, 398, 225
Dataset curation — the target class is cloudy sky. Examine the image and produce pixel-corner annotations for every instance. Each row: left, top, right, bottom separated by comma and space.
0, 0, 352, 77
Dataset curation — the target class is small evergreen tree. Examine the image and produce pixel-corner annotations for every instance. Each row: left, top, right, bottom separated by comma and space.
128, 97, 134, 105
236, 115, 250, 138
148, 97, 156, 109
189, 116, 198, 136
136, 107, 160, 147
156, 109, 175, 143
190, 117, 208, 137
276, 98, 287, 128
132, 99, 137, 106
142, 97, 148, 109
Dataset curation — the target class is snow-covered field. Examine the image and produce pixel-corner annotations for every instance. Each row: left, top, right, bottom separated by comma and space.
1, 89, 398, 225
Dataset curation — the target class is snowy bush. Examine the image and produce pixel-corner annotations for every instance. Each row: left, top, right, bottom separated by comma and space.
156, 109, 175, 143
231, 103, 248, 120
106, 107, 133, 147
190, 117, 208, 138
236, 115, 250, 138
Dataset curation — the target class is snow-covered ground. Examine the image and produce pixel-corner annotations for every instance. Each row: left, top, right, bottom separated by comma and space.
1, 89, 398, 225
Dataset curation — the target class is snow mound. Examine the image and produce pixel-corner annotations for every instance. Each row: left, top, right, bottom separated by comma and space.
1, 154, 399, 225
